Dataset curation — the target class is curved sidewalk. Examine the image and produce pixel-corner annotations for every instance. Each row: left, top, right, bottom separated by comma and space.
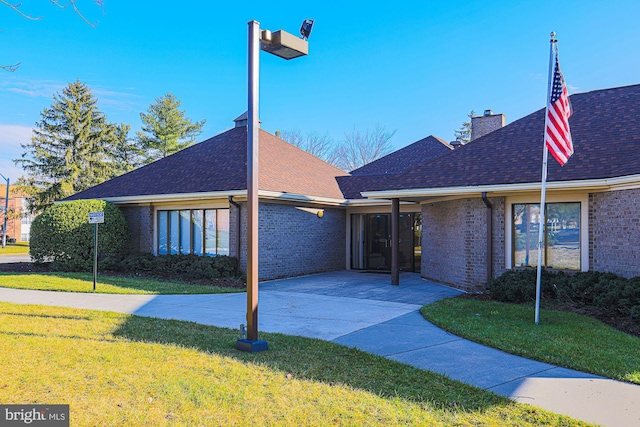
1, 270, 638, 426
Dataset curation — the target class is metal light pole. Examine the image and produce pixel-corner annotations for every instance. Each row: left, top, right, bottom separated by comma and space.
0, 173, 9, 249
236, 19, 312, 353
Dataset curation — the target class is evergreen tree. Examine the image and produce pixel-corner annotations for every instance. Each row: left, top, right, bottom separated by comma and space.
136, 93, 205, 164
111, 123, 142, 175
14, 80, 122, 212
454, 110, 475, 144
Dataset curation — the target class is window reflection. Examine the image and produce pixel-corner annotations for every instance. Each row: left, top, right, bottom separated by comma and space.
512, 202, 580, 270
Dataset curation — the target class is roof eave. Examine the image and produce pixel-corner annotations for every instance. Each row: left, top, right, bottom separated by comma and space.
360, 174, 640, 200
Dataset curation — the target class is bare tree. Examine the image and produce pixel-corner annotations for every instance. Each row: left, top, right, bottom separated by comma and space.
278, 129, 335, 162
332, 125, 396, 172
1, 0, 104, 71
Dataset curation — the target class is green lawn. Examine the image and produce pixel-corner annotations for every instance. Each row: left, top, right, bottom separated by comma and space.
0, 241, 29, 255
0, 272, 243, 294
422, 297, 640, 384
0, 302, 590, 426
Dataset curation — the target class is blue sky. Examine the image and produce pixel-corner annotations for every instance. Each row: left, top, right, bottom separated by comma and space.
1, 0, 639, 181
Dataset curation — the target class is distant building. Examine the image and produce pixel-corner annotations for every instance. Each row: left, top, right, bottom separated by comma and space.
0, 185, 34, 242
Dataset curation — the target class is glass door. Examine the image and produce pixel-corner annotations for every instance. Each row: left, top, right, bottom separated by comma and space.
366, 214, 391, 270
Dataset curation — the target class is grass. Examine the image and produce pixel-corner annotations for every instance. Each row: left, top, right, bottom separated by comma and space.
0, 302, 590, 426
0, 241, 29, 255
422, 297, 640, 384
0, 272, 243, 294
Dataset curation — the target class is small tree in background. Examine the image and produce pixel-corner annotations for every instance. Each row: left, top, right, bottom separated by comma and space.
277, 129, 335, 162
136, 93, 205, 164
30, 199, 129, 271
111, 123, 142, 175
332, 125, 396, 172
454, 110, 475, 144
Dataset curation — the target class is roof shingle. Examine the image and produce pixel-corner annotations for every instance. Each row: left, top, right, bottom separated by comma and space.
65, 126, 349, 201
365, 84, 640, 192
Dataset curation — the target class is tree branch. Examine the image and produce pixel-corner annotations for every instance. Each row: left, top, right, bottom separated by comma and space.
0, 62, 20, 72
1, 1, 43, 20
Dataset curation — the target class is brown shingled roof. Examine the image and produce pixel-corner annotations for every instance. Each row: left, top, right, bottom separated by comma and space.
337, 135, 453, 199
65, 126, 349, 201
365, 84, 640, 193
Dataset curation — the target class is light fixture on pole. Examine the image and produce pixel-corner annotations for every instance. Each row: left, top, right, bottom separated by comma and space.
236, 19, 312, 353
0, 173, 9, 249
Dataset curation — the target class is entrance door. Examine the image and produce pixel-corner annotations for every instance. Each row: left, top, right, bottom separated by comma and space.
366, 214, 391, 270
350, 212, 422, 272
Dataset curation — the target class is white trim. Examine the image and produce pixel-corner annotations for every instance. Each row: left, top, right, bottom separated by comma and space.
257, 190, 346, 206
505, 193, 589, 272
102, 191, 245, 204
103, 190, 349, 207
362, 174, 640, 199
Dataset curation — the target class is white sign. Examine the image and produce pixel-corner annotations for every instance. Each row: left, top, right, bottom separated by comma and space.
88, 211, 104, 224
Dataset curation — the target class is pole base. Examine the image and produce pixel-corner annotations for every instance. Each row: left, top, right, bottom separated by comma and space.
235, 339, 269, 353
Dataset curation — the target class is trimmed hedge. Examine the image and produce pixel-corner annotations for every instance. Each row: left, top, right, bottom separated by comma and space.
102, 253, 239, 281
488, 269, 640, 323
30, 200, 130, 271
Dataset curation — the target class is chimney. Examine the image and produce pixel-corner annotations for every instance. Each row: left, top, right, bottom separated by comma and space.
233, 112, 248, 128
233, 111, 262, 128
471, 109, 505, 141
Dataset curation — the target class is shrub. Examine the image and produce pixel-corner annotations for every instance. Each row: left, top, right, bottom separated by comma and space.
105, 253, 239, 281
489, 268, 640, 325
488, 268, 558, 303
30, 200, 130, 271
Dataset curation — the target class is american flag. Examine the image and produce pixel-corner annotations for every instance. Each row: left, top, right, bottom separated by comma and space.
545, 53, 573, 166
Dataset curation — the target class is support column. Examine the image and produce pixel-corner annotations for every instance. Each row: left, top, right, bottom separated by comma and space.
391, 198, 400, 286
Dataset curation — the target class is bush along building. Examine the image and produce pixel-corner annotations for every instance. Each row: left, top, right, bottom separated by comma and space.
64, 84, 640, 291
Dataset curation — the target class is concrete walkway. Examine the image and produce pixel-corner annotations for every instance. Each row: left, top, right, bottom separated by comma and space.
0, 270, 638, 426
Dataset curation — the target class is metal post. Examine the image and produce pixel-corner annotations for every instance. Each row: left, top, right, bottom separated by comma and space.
93, 222, 98, 291
247, 19, 260, 341
235, 20, 268, 353
1, 174, 9, 249
535, 32, 557, 325
391, 198, 400, 286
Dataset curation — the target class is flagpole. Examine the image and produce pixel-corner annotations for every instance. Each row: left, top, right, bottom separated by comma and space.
535, 32, 557, 325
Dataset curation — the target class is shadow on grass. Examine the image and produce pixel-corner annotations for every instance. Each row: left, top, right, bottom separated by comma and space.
0, 310, 92, 320
0, 271, 242, 294
111, 315, 508, 412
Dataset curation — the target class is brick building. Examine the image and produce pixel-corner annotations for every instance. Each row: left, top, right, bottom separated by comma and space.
0, 185, 34, 242
66, 83, 640, 291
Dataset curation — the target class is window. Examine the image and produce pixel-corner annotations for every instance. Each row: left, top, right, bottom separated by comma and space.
157, 209, 230, 256
512, 202, 580, 270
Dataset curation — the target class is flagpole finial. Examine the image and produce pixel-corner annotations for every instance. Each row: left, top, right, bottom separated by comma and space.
550, 31, 557, 42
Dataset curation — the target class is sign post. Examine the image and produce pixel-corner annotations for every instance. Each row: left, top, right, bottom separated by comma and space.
88, 212, 104, 291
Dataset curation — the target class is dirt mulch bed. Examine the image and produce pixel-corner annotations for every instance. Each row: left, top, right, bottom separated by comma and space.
0, 262, 50, 273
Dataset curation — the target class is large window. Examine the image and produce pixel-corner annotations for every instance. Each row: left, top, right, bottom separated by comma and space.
157, 209, 230, 256
512, 202, 581, 270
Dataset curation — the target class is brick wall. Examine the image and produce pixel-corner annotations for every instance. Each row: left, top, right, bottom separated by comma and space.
235, 202, 346, 280
471, 113, 506, 141
422, 196, 505, 291
118, 205, 154, 254
0, 196, 23, 242
590, 189, 640, 278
